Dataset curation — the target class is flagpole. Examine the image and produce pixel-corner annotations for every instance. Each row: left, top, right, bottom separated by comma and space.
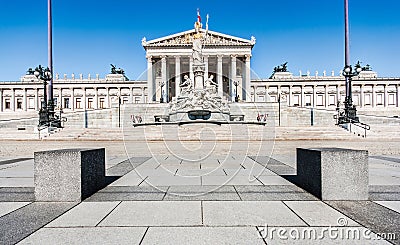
48, 0, 54, 110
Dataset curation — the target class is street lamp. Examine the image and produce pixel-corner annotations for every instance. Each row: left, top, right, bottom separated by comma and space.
336, 0, 362, 124
233, 80, 239, 102
33, 65, 61, 127
159, 81, 165, 103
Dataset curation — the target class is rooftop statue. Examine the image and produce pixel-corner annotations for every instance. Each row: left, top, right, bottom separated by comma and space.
110, 64, 125, 75
270, 62, 289, 78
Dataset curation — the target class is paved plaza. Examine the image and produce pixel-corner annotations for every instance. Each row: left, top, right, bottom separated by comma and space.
0, 135, 399, 244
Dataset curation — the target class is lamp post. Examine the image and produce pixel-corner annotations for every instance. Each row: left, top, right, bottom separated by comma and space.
159, 81, 165, 103
34, 65, 52, 126
233, 80, 239, 102
337, 0, 362, 124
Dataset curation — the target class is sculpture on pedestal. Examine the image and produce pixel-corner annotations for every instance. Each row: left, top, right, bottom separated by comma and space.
168, 10, 230, 121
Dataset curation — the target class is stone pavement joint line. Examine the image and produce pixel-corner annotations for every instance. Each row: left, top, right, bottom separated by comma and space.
0, 202, 77, 244
326, 201, 400, 245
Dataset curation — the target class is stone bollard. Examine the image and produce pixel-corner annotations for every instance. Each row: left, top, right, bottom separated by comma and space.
34, 148, 106, 202
295, 148, 368, 200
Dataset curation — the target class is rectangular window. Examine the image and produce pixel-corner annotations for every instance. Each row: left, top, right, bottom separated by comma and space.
388, 94, 395, 105
16, 99, 23, 109
257, 95, 265, 102
376, 94, 383, 105
293, 95, 300, 106
87, 98, 93, 109
99, 98, 105, 109
5, 99, 11, 109
364, 94, 371, 105
329, 95, 336, 106
75, 98, 81, 109
64, 98, 70, 109
317, 95, 324, 106
353, 95, 359, 106
28, 98, 34, 109
123, 97, 128, 104
305, 95, 311, 106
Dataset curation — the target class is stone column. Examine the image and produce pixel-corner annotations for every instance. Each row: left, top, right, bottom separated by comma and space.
360, 85, 364, 108
372, 85, 376, 108
324, 85, 328, 108
175, 56, 181, 98
71, 88, 75, 110
23, 88, 27, 111
82, 87, 87, 110
0, 89, 3, 112
300, 85, 304, 107
94, 88, 98, 109
230, 55, 237, 101
35, 88, 39, 111
11, 88, 15, 111
189, 56, 194, 83
313, 85, 317, 107
59, 88, 62, 109
106, 87, 110, 108
147, 56, 154, 102
141, 87, 145, 103
289, 86, 293, 106
397, 84, 400, 107
383, 84, 388, 107
204, 55, 209, 81
217, 54, 223, 97
245, 55, 251, 101
161, 56, 167, 102
130, 87, 134, 103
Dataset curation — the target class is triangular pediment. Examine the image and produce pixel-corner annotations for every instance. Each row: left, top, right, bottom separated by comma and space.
142, 29, 255, 48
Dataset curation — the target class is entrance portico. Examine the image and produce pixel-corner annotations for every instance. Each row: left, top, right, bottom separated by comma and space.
142, 29, 256, 103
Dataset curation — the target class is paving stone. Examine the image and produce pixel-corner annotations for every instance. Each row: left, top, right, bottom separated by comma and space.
0, 158, 33, 166
85, 186, 167, 201
46, 202, 120, 227
19, 227, 147, 245
142, 227, 265, 245
0, 202, 77, 245
202, 175, 263, 185
98, 201, 202, 226
259, 226, 390, 244
224, 168, 276, 176
284, 201, 360, 226
0, 187, 34, 202
257, 175, 294, 185
369, 185, 400, 201
235, 185, 318, 201
203, 201, 307, 226
326, 201, 400, 245
0, 177, 33, 187
375, 201, 400, 213
0, 202, 30, 217
176, 169, 226, 176
106, 157, 151, 176
144, 175, 201, 186
164, 185, 240, 201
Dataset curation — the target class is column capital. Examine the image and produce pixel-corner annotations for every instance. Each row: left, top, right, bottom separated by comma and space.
146, 55, 153, 61
217, 54, 223, 60
175, 55, 181, 61
230, 54, 238, 58
160, 55, 167, 60
245, 54, 252, 61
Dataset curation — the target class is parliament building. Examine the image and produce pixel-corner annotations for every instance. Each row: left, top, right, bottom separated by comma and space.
1, 26, 400, 117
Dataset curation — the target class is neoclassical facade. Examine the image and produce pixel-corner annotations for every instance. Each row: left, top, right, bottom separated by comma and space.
142, 29, 255, 102
0, 28, 400, 114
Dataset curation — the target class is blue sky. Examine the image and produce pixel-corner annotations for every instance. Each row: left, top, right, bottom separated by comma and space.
1, 0, 399, 81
